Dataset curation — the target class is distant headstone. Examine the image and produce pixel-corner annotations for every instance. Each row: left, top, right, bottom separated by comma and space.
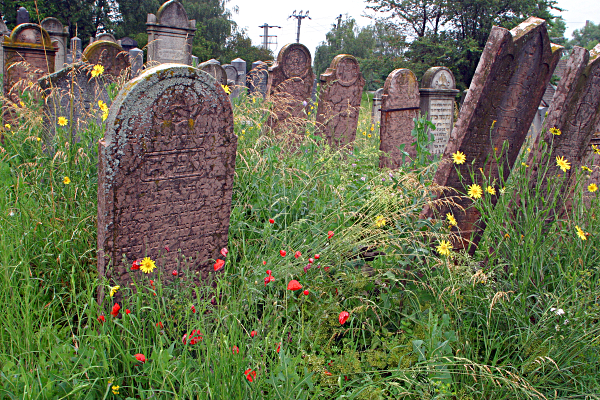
371, 88, 383, 125
119, 37, 138, 52
424, 17, 563, 251
311, 77, 318, 103
231, 58, 247, 75
95, 33, 117, 43
70, 37, 82, 63
198, 60, 227, 85
97, 64, 236, 287
246, 62, 268, 98
252, 60, 264, 69
16, 7, 29, 25
41, 17, 69, 70
315, 54, 365, 147
82, 40, 130, 78
223, 64, 239, 96
266, 43, 315, 131
379, 69, 420, 169
419, 67, 460, 155
147, 0, 196, 65
129, 47, 144, 77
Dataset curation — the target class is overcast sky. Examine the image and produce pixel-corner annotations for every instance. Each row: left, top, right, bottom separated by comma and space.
229, 0, 600, 58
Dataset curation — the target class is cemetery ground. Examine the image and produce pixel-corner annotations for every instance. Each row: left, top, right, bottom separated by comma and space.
0, 88, 599, 399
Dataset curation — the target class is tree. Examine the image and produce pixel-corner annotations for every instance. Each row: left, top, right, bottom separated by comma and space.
568, 20, 600, 50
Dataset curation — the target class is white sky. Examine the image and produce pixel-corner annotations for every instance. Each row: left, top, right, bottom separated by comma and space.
229, 0, 600, 58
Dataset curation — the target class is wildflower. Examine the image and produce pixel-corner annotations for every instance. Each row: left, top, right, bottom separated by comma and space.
214, 259, 225, 271
550, 127, 561, 136
111, 303, 121, 317
362, 131, 366, 136
250, 330, 257, 338
140, 257, 156, 273
156, 321, 163, 329
588, 183, 598, 193
575, 225, 587, 241
339, 311, 350, 325
36, 137, 40, 142
368, 134, 372, 138
527, 147, 531, 152
221, 85, 231, 94
125, 309, 131, 315
467, 184, 483, 199
97, 315, 105, 323
324, 266, 330, 272
287, 280, 302, 291
522, 162, 529, 168
63, 176, 71, 185
499, 187, 506, 195
556, 156, 571, 172
191, 305, 196, 313
131, 259, 141, 270
245, 369, 256, 382
370, 124, 375, 131
294, 251, 302, 259
593, 144, 600, 155
303, 290, 309, 296
308, 257, 314, 264
504, 233, 510, 239
276, 343, 281, 353
112, 385, 120, 395
264, 275, 275, 285
4, 124, 10, 129
303, 264, 311, 273
134, 353, 146, 363
324, 370, 333, 376
232, 345, 240, 354
582, 165, 593, 173
360, 176, 366, 181
57, 116, 68, 126
102, 111, 108, 122
220, 247, 228, 257
491, 120, 497, 128
550, 307, 565, 316
375, 215, 386, 228
314, 254, 320, 259
98, 100, 108, 112
109, 285, 120, 297
252, 97, 256, 104
19, 101, 25, 108
183, 329, 203, 344
172, 270, 178, 276
280, 250, 286, 257
436, 240, 452, 256
269, 218, 275, 224
91, 64, 104, 77
452, 151, 466, 164
327, 231, 334, 239
446, 213, 457, 226
486, 186, 496, 195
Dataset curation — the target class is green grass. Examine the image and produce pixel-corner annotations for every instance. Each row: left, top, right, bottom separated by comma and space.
0, 83, 598, 399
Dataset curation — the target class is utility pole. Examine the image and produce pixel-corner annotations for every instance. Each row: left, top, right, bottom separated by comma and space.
288, 10, 311, 43
258, 23, 281, 50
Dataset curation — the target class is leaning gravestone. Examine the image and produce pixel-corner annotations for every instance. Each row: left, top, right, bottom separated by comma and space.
41, 17, 69, 71
98, 64, 236, 286
198, 60, 228, 85
246, 62, 268, 98
424, 17, 563, 251
147, 0, 196, 65
371, 88, 383, 126
419, 67, 460, 155
267, 43, 315, 132
379, 69, 420, 169
316, 54, 365, 147
82, 40, 130, 78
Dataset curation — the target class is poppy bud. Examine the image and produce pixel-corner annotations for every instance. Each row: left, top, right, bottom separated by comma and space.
269, 218, 275, 224
327, 231, 334, 239
303, 290, 309, 295
280, 250, 286, 257
314, 254, 320, 259
172, 270, 178, 276
220, 248, 228, 257
339, 311, 350, 325
266, 270, 272, 275
250, 330, 257, 337
308, 258, 314, 264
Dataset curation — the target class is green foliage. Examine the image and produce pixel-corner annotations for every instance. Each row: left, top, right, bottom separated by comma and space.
567, 20, 600, 50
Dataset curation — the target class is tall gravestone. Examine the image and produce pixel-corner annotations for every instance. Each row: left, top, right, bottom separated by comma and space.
246, 62, 268, 98
198, 60, 227, 85
267, 43, 315, 131
231, 57, 247, 86
423, 17, 562, 251
41, 17, 69, 71
16, 7, 29, 25
315, 54, 365, 147
129, 48, 144, 77
98, 64, 236, 287
419, 67, 460, 155
379, 69, 420, 169
147, 0, 196, 65
371, 88, 383, 126
0, 20, 10, 78
82, 40, 130, 78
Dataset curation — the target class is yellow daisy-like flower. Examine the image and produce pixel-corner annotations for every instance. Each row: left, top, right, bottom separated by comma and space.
593, 144, 600, 155
556, 156, 571, 172
109, 285, 120, 297
370, 125, 374, 131
112, 385, 120, 395
102, 111, 108, 122
362, 131, 366, 136
241, 129, 245, 135
310, 105, 314, 110
36, 137, 41, 142
446, 213, 457, 226
19, 101, 25, 108
486, 186, 496, 195
58, 116, 68, 126
375, 215, 386, 228
452, 151, 466, 165
252, 97, 256, 104
550, 127, 561, 136
63, 176, 71, 185
4, 123, 11, 129
588, 183, 598, 193
221, 85, 231, 94
468, 184, 483, 199
582, 165, 593, 173
436, 240, 452, 256
575, 225, 587, 241
368, 134, 372, 138
91, 64, 104, 77
140, 257, 156, 274
527, 147, 531, 152
98, 100, 108, 112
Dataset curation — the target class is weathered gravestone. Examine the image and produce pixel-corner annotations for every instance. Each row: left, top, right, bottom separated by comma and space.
0, 19, 10, 78
379, 69, 420, 169
424, 17, 563, 251
246, 61, 268, 98
41, 17, 69, 71
267, 43, 315, 131
231, 57, 247, 85
420, 67, 460, 155
82, 40, 130, 78
2, 23, 56, 98
198, 60, 227, 85
315, 54, 365, 147
16, 7, 29, 25
98, 64, 236, 286
95, 33, 117, 43
147, 0, 196, 65
118, 37, 138, 52
69, 37, 82, 63
526, 44, 600, 201
223, 64, 239, 96
371, 88, 383, 126
129, 48, 144, 77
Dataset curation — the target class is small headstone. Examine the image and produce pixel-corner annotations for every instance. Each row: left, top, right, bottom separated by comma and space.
82, 40, 130, 78
41, 17, 69, 70
246, 62, 268, 98
378, 69, 420, 168
315, 54, 365, 147
252, 60, 264, 69
119, 37, 138, 52
129, 47, 144, 77
231, 57, 247, 74
419, 67, 460, 155
223, 64, 239, 96
70, 37, 82, 62
147, 0, 196, 65
371, 88, 383, 126
16, 7, 29, 25
266, 43, 315, 131
95, 32, 117, 43
198, 60, 227, 85
98, 64, 236, 287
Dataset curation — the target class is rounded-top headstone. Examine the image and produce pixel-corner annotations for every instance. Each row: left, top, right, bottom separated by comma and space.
40, 17, 63, 33
198, 60, 227, 85
320, 54, 360, 87
252, 60, 265, 69
8, 23, 53, 47
275, 43, 312, 79
16, 7, 29, 25
383, 68, 419, 109
223, 64, 237, 81
96, 32, 117, 43
156, 0, 190, 28
421, 66, 456, 90
82, 40, 130, 78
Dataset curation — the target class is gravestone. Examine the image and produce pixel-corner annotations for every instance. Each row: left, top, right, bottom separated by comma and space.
267, 43, 315, 131
379, 69, 420, 169
315, 54, 365, 147
2, 23, 56, 98
147, 0, 196, 65
16, 7, 29, 25
423, 17, 563, 251
41, 17, 69, 71
246, 62, 268, 98
311, 77, 318, 103
231, 57, 246, 77
119, 37, 138, 52
223, 64, 239, 96
82, 40, 130, 78
252, 60, 264, 69
191, 55, 198, 67
129, 48, 144, 77
95, 33, 117, 43
70, 37, 82, 63
0, 20, 10, 78
419, 67, 460, 155
198, 60, 227, 85
98, 64, 236, 287
371, 88, 383, 125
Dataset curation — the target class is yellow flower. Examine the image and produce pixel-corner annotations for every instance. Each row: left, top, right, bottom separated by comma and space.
582, 165, 593, 173
140, 257, 156, 274
375, 215, 386, 228
588, 183, 598, 193
446, 213, 457, 226
112, 385, 120, 395
556, 156, 571, 172
58, 116, 68, 126
504, 233, 510, 239
98, 100, 108, 112
527, 147, 531, 152
452, 151, 466, 165
310, 105, 314, 110
575, 225, 587, 241
522, 162, 529, 168
252, 97, 256, 103
363, 131, 366, 136
550, 127, 561, 136
368, 134, 372, 138
221, 85, 231, 94
109, 285, 120, 297
19, 101, 25, 108
36, 137, 41, 142
63, 176, 71, 185
4, 123, 11, 129
257, 123, 261, 129
486, 186, 496, 195
593, 145, 600, 155
241, 129, 245, 135
91, 64, 104, 77
468, 184, 483, 199
370, 125, 374, 131
102, 111, 108, 122
436, 240, 452, 256
499, 187, 506, 195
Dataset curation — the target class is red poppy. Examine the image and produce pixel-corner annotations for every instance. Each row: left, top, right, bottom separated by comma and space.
245, 368, 256, 382
324, 370, 332, 376
97, 315, 105, 323
327, 231, 334, 239
339, 311, 350, 325
214, 259, 225, 271
134, 353, 146, 363
172, 270, 178, 276
149, 280, 155, 289
264, 275, 275, 286
276, 343, 281, 353
287, 280, 302, 291
266, 269, 272, 275
232, 345, 240, 354
191, 305, 196, 313
314, 254, 320, 259
131, 259, 141, 270
269, 218, 275, 224
280, 250, 286, 257
220, 247, 228, 257
125, 309, 131, 315
164, 245, 170, 252
262, 260, 267, 265
308, 258, 314, 264
250, 330, 257, 337
324, 266, 330, 272
111, 303, 121, 317
156, 321, 163, 329
294, 251, 302, 259
303, 290, 309, 296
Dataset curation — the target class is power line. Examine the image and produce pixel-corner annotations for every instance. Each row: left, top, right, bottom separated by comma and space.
258, 23, 281, 50
288, 10, 312, 43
